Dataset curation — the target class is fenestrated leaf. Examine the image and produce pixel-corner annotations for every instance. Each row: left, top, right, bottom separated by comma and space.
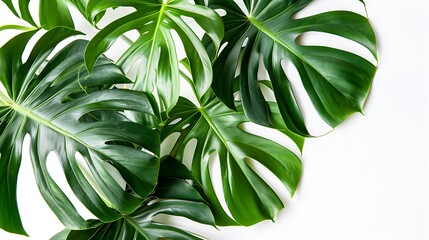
51, 156, 215, 240
202, 0, 378, 136
85, 0, 224, 114
0, 28, 160, 235
161, 91, 302, 226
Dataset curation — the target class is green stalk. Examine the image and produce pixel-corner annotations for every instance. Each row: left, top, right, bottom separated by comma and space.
124, 216, 150, 239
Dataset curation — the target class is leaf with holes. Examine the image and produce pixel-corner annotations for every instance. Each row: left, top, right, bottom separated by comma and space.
201, 0, 377, 136
162, 91, 302, 226
51, 156, 215, 240
85, 0, 224, 115
0, 28, 160, 235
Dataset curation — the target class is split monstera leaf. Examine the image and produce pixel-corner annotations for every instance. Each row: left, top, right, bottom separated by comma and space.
84, 0, 224, 115
0, 28, 160, 235
52, 156, 216, 240
0, 0, 377, 239
200, 0, 377, 136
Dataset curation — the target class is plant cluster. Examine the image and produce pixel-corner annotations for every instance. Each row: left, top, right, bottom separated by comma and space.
0, 0, 377, 239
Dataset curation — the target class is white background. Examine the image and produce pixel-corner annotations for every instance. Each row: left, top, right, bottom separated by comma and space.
1, 0, 429, 239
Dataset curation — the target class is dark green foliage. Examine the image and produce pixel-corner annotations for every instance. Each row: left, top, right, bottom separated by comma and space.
0, 0, 377, 239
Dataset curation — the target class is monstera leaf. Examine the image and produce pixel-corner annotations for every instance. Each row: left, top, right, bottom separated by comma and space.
85, 0, 224, 114
201, 0, 378, 136
162, 90, 302, 226
52, 156, 215, 240
1, 0, 89, 29
0, 28, 160, 235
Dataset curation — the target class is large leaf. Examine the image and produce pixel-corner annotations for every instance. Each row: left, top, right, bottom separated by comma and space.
161, 90, 302, 226
201, 0, 377, 136
1, 0, 103, 29
0, 28, 160, 235
51, 156, 215, 240
85, 0, 224, 114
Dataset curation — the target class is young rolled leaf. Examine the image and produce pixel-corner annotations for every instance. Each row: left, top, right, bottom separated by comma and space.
0, 28, 160, 235
85, 0, 224, 114
162, 91, 302, 226
202, 0, 378, 136
51, 156, 215, 240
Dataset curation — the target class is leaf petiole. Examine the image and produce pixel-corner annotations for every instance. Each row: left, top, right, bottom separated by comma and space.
123, 216, 150, 239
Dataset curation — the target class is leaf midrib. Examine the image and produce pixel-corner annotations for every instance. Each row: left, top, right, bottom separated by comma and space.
124, 216, 150, 240
0, 89, 12, 106
198, 107, 238, 160
9, 101, 116, 206
248, 16, 356, 108
140, 2, 168, 89
8, 101, 94, 158
248, 17, 302, 63
199, 105, 287, 219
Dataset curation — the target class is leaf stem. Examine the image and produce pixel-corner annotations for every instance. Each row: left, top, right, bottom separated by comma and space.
11, 103, 81, 143
9, 102, 109, 167
123, 216, 150, 240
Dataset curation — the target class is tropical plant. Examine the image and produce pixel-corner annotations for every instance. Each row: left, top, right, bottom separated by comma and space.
84, 0, 224, 115
0, 0, 378, 239
200, 0, 377, 136
0, 28, 161, 235
162, 60, 303, 226
52, 156, 215, 240
1, 0, 98, 29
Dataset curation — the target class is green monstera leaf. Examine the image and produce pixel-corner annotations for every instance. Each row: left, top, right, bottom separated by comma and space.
0, 28, 160, 235
0, 0, 380, 239
2, 0, 74, 28
201, 0, 378, 136
84, 0, 224, 115
52, 156, 215, 240
162, 90, 302, 226
1, 0, 104, 29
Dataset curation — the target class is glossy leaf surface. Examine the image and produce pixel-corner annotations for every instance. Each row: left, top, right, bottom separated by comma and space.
85, 0, 224, 114
202, 0, 377, 136
0, 0, 379, 239
0, 28, 160, 235
0, 0, 105, 29
2, 0, 80, 28
162, 91, 302, 226
51, 156, 215, 240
